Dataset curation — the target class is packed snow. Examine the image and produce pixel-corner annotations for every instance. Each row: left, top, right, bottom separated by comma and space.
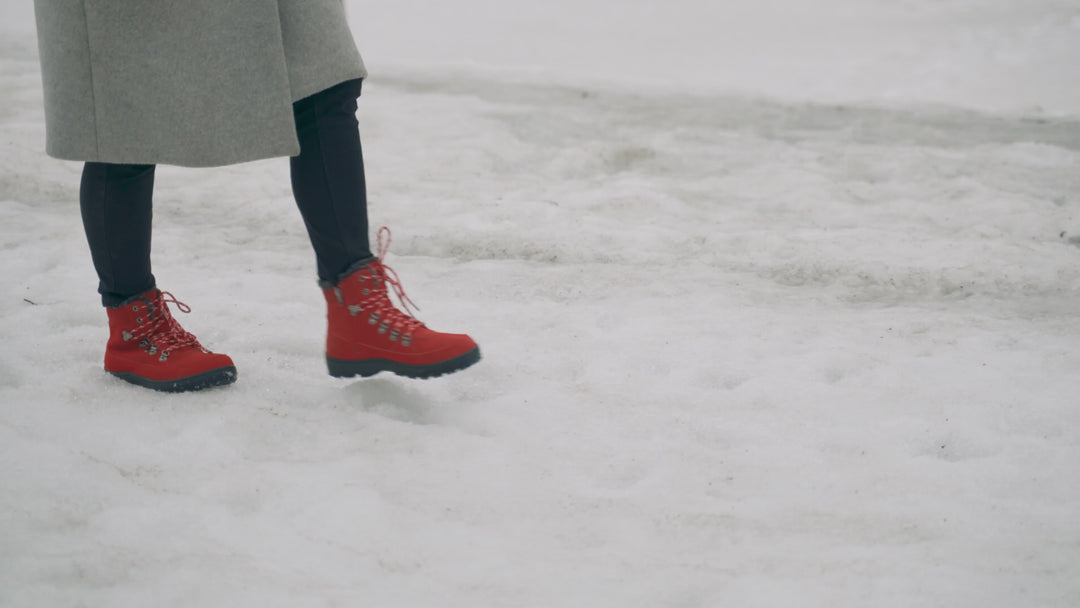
2, 1, 1079, 606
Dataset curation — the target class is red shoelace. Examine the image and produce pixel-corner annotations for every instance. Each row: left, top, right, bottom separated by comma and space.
353, 228, 426, 341
127, 291, 203, 361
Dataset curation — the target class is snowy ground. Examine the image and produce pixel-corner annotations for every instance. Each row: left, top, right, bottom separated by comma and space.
2, 1, 1080, 607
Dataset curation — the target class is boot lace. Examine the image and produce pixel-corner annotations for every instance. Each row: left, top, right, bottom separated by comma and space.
352, 228, 426, 344
125, 291, 203, 361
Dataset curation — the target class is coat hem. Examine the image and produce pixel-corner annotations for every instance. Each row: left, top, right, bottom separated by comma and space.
44, 142, 303, 168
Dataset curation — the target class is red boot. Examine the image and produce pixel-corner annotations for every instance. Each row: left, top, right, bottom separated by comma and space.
322, 230, 480, 379
104, 289, 237, 392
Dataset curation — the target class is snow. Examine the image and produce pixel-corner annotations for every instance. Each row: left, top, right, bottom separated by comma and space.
2, 1, 1080, 606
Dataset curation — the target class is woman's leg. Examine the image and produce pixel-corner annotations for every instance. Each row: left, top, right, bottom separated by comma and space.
290, 78, 373, 283
79, 162, 157, 307
293, 79, 480, 378
81, 162, 235, 391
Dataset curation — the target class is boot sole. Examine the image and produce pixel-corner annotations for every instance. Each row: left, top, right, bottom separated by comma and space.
327, 346, 481, 379
108, 366, 238, 393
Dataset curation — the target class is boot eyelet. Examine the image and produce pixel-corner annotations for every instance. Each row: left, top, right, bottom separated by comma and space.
135, 317, 143, 323
131, 305, 139, 312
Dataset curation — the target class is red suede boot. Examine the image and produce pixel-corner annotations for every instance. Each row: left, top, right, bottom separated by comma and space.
104, 289, 237, 392
322, 230, 480, 379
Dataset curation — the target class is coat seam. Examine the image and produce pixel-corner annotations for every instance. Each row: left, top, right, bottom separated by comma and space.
80, 0, 101, 158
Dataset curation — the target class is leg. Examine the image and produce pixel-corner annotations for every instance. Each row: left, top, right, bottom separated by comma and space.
290, 78, 373, 283
295, 80, 481, 379
79, 162, 157, 307
81, 162, 235, 391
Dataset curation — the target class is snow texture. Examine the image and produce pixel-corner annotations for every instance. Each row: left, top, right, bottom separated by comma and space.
2, 1, 1079, 606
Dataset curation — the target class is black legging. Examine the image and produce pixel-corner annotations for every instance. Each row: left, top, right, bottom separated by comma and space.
80, 78, 372, 307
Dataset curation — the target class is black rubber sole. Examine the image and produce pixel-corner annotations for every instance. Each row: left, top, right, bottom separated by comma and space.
108, 366, 238, 393
327, 346, 481, 379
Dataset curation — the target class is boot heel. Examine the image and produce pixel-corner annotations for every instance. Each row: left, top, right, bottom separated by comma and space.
326, 355, 384, 378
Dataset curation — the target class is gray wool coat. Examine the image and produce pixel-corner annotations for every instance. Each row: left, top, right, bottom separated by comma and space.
34, 0, 367, 167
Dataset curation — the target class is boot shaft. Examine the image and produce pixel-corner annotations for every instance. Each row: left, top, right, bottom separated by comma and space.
105, 289, 173, 351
